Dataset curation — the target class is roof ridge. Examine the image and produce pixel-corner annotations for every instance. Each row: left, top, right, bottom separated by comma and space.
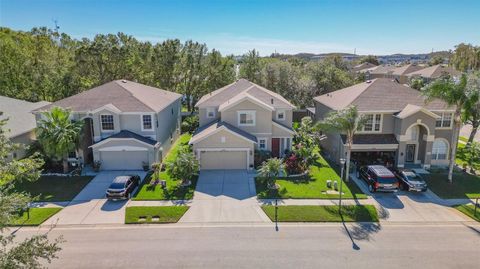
114, 80, 157, 112
347, 79, 378, 107
196, 80, 242, 106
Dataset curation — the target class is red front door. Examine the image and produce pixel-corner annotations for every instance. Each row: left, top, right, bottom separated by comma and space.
272, 138, 280, 157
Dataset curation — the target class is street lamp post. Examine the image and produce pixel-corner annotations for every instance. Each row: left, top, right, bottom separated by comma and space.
339, 158, 346, 214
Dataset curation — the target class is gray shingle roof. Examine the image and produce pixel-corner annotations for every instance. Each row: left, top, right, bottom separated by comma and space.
341, 134, 398, 145
93, 130, 157, 146
391, 64, 425, 76
34, 80, 181, 113
190, 120, 257, 144
0, 96, 50, 138
406, 64, 462, 79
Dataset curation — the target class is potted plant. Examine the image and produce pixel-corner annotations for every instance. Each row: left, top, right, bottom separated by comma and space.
93, 160, 101, 172
142, 161, 150, 171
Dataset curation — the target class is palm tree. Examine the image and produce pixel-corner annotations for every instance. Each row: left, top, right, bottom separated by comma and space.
167, 146, 199, 186
422, 74, 478, 183
37, 107, 84, 173
316, 106, 367, 182
258, 158, 285, 189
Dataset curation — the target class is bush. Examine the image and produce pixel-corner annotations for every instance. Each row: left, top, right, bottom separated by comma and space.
181, 115, 199, 133
284, 153, 305, 175
254, 150, 272, 168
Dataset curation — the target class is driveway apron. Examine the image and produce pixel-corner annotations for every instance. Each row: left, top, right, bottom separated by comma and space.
180, 170, 270, 223
43, 171, 146, 226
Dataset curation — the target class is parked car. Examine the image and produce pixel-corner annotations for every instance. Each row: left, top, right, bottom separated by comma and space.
358, 165, 399, 192
105, 175, 141, 200
393, 169, 428, 192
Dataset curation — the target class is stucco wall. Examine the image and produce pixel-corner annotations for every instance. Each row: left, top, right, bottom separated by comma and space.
221, 99, 273, 134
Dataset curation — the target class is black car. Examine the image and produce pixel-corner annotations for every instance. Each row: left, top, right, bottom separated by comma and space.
358, 165, 399, 192
105, 175, 141, 200
393, 169, 428, 192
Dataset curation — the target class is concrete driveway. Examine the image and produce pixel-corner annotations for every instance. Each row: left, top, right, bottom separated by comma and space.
351, 174, 470, 222
180, 170, 269, 223
43, 170, 146, 226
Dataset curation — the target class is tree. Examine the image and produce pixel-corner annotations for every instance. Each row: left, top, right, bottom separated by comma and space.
316, 106, 367, 182
240, 49, 262, 84
463, 73, 480, 145
450, 43, 480, 72
258, 158, 284, 189
0, 116, 62, 268
308, 60, 354, 96
465, 141, 480, 173
409, 77, 425, 90
359, 55, 379, 66
167, 146, 199, 186
36, 107, 84, 173
430, 55, 444, 66
422, 74, 479, 182
292, 117, 320, 170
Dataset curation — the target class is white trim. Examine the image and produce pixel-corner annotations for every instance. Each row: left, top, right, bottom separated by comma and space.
276, 109, 286, 121
432, 138, 450, 161
89, 137, 156, 149
272, 121, 295, 134
358, 113, 383, 133
98, 146, 149, 152
395, 106, 441, 119
435, 112, 453, 130
91, 104, 121, 114
189, 125, 257, 145
350, 144, 399, 150
100, 114, 115, 132
141, 114, 154, 131
206, 107, 216, 118
237, 110, 256, 126
258, 137, 268, 150
196, 148, 251, 170
219, 93, 274, 112
404, 122, 431, 137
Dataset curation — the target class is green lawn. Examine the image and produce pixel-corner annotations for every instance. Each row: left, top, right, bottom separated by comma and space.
133, 133, 197, 200
424, 172, 480, 199
8, 207, 62, 226
454, 204, 480, 222
456, 143, 480, 171
12, 176, 94, 202
125, 206, 189, 224
256, 155, 367, 199
261, 205, 378, 222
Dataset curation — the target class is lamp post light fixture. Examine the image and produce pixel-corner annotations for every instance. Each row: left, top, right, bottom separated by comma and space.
339, 158, 346, 214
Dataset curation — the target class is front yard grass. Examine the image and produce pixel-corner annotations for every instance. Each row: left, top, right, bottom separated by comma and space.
12, 176, 94, 202
125, 206, 189, 224
133, 133, 197, 200
455, 143, 480, 171
454, 204, 480, 222
8, 207, 62, 226
256, 155, 367, 199
424, 172, 480, 199
261, 205, 378, 222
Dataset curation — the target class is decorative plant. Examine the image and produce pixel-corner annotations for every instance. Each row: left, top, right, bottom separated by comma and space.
258, 158, 285, 189
166, 146, 199, 186
292, 116, 319, 168
284, 153, 304, 175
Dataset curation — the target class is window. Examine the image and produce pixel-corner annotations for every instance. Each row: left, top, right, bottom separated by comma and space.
258, 138, 267, 150
206, 107, 216, 118
238, 111, 255, 126
362, 114, 382, 132
432, 139, 448, 160
276, 110, 285, 121
100, 115, 114, 131
142, 115, 153, 130
406, 125, 419, 141
436, 112, 452, 128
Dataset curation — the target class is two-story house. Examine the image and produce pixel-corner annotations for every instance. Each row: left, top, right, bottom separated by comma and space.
33, 80, 182, 170
189, 79, 296, 170
312, 78, 454, 169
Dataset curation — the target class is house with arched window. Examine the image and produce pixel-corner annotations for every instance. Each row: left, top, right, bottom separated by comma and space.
311, 78, 454, 169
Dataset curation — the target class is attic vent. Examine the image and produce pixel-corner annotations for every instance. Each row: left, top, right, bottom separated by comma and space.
271, 98, 274, 104
121, 79, 127, 83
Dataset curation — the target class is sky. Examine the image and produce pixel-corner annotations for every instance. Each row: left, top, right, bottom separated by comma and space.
0, 0, 479, 56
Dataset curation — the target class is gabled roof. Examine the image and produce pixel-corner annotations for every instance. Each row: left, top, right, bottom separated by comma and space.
352, 62, 377, 72
0, 96, 50, 138
34, 80, 181, 113
391, 64, 425, 76
91, 130, 157, 148
218, 92, 274, 112
196, 79, 295, 109
189, 120, 257, 145
406, 64, 461, 79
314, 78, 450, 112
394, 104, 441, 119
360, 65, 395, 75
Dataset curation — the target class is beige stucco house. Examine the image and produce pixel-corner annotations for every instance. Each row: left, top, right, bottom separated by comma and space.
406, 64, 462, 83
312, 78, 454, 169
33, 80, 182, 170
0, 96, 50, 159
189, 79, 296, 170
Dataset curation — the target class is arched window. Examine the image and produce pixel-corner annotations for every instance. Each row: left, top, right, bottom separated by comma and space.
406, 125, 419, 141
432, 139, 448, 160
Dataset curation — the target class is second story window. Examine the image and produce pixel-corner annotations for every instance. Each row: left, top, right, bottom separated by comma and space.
362, 114, 381, 132
436, 112, 452, 128
258, 138, 267, 150
238, 111, 255, 126
276, 110, 285, 121
142, 115, 153, 130
100, 115, 114, 131
206, 107, 216, 118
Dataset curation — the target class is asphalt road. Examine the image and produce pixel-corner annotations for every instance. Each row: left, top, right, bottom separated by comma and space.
11, 223, 480, 269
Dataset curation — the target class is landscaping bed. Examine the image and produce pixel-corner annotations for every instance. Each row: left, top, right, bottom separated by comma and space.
256, 155, 366, 199
261, 205, 378, 222
12, 176, 94, 202
424, 172, 480, 199
454, 204, 480, 222
125, 206, 189, 224
8, 207, 62, 226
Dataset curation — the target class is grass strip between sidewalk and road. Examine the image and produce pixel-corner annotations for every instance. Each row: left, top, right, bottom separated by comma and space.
261, 205, 378, 222
454, 204, 480, 222
125, 206, 189, 224
8, 207, 62, 226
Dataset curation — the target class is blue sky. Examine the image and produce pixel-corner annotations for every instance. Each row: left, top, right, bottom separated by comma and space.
1, 0, 479, 55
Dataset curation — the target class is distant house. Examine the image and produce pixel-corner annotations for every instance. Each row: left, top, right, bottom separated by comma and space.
360, 65, 396, 80
389, 63, 425, 84
351, 62, 377, 73
33, 80, 182, 170
406, 64, 462, 83
0, 96, 50, 159
312, 78, 454, 169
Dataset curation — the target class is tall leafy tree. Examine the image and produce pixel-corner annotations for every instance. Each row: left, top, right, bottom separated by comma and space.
450, 43, 480, 72
316, 106, 367, 182
240, 49, 263, 84
462, 72, 480, 145
358, 55, 379, 66
36, 107, 84, 173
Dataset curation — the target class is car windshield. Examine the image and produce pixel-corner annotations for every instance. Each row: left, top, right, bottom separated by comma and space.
109, 182, 125, 189
404, 172, 422, 181
377, 177, 397, 184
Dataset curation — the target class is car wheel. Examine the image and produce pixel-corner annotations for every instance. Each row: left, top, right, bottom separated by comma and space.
368, 184, 374, 193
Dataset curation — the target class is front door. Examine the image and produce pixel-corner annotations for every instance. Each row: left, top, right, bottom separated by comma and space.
272, 138, 280, 158
405, 144, 416, 163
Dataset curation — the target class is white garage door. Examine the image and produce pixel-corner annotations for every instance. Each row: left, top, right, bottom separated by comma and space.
100, 151, 148, 170
200, 151, 247, 170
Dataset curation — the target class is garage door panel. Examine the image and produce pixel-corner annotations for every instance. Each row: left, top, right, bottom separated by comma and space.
100, 151, 148, 170
200, 151, 247, 170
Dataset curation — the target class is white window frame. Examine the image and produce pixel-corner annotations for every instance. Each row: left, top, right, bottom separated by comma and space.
435, 112, 453, 129
141, 114, 154, 131
359, 113, 382, 133
258, 137, 267, 150
237, 110, 256, 126
276, 110, 286, 121
206, 107, 216, 118
100, 114, 115, 131
432, 139, 449, 160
